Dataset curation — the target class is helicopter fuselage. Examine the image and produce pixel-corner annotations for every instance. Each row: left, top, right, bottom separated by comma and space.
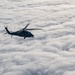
13, 30, 34, 37
5, 27, 34, 39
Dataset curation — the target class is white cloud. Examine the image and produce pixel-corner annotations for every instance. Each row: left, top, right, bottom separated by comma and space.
0, 0, 75, 75
63, 71, 75, 75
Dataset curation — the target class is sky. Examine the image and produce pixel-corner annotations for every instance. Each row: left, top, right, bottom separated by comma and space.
0, 0, 75, 75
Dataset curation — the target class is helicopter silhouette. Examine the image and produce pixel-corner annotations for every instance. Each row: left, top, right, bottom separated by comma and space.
5, 23, 42, 39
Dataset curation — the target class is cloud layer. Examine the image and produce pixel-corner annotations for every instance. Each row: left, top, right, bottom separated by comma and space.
0, 0, 75, 75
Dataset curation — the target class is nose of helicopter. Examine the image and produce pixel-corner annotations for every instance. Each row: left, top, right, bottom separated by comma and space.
28, 32, 34, 38
31, 34, 34, 37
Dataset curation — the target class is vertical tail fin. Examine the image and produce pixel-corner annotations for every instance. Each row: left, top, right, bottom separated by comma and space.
5, 27, 11, 34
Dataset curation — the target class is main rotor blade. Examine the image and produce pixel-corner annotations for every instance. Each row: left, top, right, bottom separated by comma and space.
24, 23, 30, 30
26, 28, 43, 30
19, 23, 30, 32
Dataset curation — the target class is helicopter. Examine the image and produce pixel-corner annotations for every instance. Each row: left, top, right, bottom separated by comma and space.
5, 23, 42, 39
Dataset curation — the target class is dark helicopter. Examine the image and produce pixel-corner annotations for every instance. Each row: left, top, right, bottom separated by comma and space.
5, 23, 42, 39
